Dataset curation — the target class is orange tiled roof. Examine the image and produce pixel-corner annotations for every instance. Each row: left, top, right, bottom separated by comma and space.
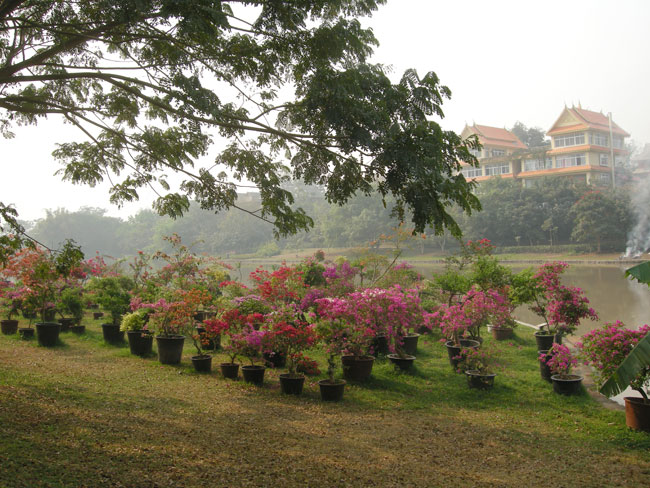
465, 124, 527, 150
548, 107, 629, 136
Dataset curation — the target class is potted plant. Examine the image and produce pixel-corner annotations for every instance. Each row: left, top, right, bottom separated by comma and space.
5, 242, 83, 347
120, 310, 153, 356
541, 343, 583, 395
316, 295, 377, 382
264, 307, 317, 395
578, 320, 650, 431
315, 319, 347, 401
208, 316, 241, 379
514, 263, 598, 350
88, 276, 135, 344
455, 346, 498, 390
57, 287, 84, 332
0, 282, 22, 335
231, 326, 267, 385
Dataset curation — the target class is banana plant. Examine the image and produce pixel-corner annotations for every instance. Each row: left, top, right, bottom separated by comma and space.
598, 261, 650, 402
599, 332, 650, 402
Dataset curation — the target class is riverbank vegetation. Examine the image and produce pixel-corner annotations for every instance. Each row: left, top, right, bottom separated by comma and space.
24, 177, 635, 260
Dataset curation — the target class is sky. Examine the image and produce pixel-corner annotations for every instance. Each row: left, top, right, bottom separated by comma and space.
1, 0, 649, 223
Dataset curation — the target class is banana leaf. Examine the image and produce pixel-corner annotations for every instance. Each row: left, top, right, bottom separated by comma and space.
599, 332, 650, 397
625, 261, 650, 286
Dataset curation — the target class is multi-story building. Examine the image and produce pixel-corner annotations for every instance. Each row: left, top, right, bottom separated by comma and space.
460, 106, 629, 187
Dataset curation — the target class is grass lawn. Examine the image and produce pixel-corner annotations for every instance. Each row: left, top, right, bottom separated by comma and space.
1, 318, 649, 487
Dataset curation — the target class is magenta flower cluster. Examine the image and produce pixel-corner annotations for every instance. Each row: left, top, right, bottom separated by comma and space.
540, 343, 577, 376
577, 321, 650, 390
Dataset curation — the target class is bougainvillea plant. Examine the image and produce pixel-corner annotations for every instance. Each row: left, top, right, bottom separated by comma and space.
454, 346, 498, 375
263, 306, 317, 376
577, 321, 650, 402
229, 326, 268, 366
521, 262, 598, 336
540, 343, 577, 378
434, 286, 513, 346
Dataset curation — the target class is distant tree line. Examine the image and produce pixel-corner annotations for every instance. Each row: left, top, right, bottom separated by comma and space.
26, 177, 632, 258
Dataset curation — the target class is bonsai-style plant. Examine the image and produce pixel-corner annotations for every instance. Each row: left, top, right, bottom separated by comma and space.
57, 287, 84, 324
541, 343, 577, 378
88, 276, 135, 326
456, 346, 499, 390
230, 326, 267, 367
264, 311, 317, 377
0, 283, 22, 321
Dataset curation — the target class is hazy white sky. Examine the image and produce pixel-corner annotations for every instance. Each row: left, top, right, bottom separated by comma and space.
2, 0, 649, 222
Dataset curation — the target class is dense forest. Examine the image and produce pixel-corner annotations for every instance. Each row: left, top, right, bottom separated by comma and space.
23, 175, 633, 258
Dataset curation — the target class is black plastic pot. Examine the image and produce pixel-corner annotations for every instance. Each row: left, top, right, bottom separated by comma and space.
127, 331, 153, 356
220, 362, 239, 379
19, 328, 34, 339
36, 322, 60, 347
59, 318, 75, 332
279, 373, 305, 395
538, 349, 553, 382
534, 332, 560, 351
371, 334, 389, 356
318, 379, 346, 402
192, 354, 212, 373
465, 370, 496, 390
70, 325, 86, 335
551, 374, 583, 395
241, 365, 265, 385
1, 319, 18, 335
93, 312, 104, 320
445, 339, 480, 370
401, 333, 420, 356
156, 335, 185, 365
341, 355, 374, 382
387, 353, 416, 371
102, 323, 124, 345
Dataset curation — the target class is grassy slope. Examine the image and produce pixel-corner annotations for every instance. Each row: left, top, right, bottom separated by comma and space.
1, 319, 649, 488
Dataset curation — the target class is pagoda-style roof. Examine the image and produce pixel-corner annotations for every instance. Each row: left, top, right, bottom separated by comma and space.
547, 106, 629, 137
461, 124, 527, 150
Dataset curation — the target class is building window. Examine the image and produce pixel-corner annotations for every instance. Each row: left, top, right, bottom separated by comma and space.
599, 153, 609, 166
491, 149, 506, 157
554, 132, 585, 148
523, 157, 553, 172
484, 163, 510, 176
462, 167, 483, 178
469, 148, 481, 158
589, 132, 609, 146
556, 153, 586, 168
613, 136, 624, 149
598, 173, 611, 182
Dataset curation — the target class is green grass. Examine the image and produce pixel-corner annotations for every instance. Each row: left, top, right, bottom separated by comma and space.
1, 315, 649, 487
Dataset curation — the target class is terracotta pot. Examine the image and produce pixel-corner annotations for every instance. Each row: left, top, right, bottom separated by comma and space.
220, 362, 239, 379
491, 327, 513, 341
241, 365, 265, 385
387, 353, 416, 371
191, 354, 212, 373
127, 331, 153, 356
102, 323, 124, 344
318, 379, 346, 402
1, 319, 18, 335
36, 322, 60, 347
624, 397, 650, 432
401, 333, 420, 356
465, 370, 496, 390
341, 355, 374, 382
279, 373, 305, 395
156, 335, 185, 365
551, 374, 583, 395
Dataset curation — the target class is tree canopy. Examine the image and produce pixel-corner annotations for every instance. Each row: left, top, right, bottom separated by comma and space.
0, 0, 481, 260
510, 121, 548, 148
